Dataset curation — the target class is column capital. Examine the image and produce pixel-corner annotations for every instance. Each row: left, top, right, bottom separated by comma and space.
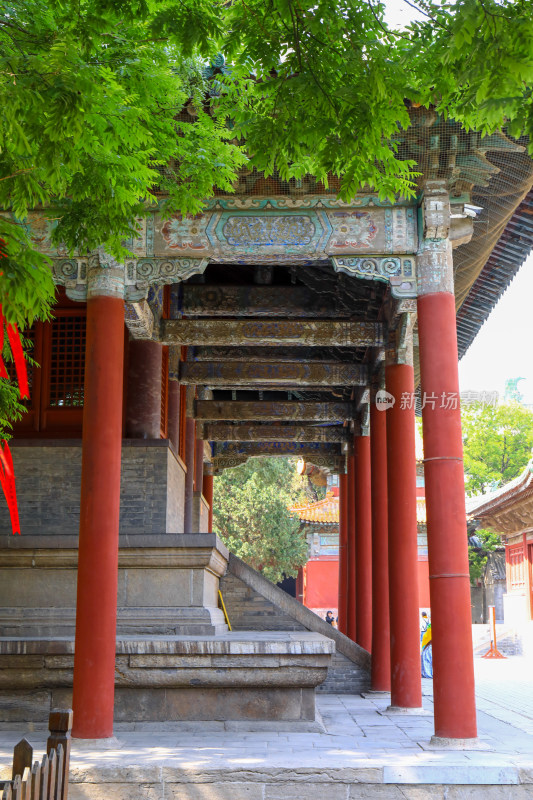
417, 181, 454, 296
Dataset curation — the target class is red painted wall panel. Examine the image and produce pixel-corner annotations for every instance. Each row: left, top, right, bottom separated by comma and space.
304, 559, 339, 608
418, 559, 431, 608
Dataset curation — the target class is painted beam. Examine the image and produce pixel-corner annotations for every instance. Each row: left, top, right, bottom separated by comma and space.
161, 319, 384, 347
204, 424, 349, 442
213, 442, 343, 457
189, 347, 362, 362
179, 361, 368, 387
180, 285, 348, 317
195, 400, 355, 422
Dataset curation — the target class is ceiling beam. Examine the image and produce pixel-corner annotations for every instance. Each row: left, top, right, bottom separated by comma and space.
161, 319, 384, 347
179, 361, 367, 387
203, 423, 349, 443
179, 285, 349, 318
188, 347, 363, 362
213, 442, 343, 457
194, 400, 355, 422
212, 454, 347, 473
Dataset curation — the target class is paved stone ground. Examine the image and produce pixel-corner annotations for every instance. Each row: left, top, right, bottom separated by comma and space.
1, 656, 533, 794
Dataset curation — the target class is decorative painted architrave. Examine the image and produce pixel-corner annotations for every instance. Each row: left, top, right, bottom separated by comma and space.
154, 201, 417, 263
332, 256, 417, 298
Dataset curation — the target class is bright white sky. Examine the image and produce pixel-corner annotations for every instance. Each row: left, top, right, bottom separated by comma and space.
382, 0, 533, 405
457, 257, 533, 405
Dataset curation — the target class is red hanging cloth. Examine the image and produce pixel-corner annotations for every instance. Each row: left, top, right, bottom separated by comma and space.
6, 321, 29, 399
0, 440, 20, 535
0, 238, 28, 532
0, 305, 7, 379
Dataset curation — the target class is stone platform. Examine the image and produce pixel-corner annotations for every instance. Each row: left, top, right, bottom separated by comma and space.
2, 661, 533, 799
0, 632, 333, 723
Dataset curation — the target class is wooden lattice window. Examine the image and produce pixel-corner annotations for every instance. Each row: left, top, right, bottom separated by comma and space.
47, 313, 86, 407
507, 544, 526, 591
10, 298, 87, 436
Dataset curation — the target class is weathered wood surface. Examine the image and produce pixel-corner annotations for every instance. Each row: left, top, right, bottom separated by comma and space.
204, 423, 349, 442
195, 400, 355, 422
213, 442, 343, 457
1, 710, 72, 800
180, 285, 350, 317
189, 346, 362, 362
161, 319, 384, 347
179, 361, 368, 387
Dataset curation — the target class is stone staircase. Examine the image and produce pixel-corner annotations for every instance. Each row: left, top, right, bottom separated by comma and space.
220, 553, 370, 694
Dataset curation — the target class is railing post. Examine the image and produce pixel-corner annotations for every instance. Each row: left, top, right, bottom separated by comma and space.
47, 710, 73, 800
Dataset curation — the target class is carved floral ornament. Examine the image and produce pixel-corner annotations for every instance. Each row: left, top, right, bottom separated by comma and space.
51, 256, 210, 302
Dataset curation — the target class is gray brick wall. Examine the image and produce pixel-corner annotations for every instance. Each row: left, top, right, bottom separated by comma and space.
0, 441, 186, 537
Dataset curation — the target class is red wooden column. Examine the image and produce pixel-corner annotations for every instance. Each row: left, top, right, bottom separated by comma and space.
370, 393, 391, 691
125, 341, 162, 438
347, 450, 357, 641
418, 183, 477, 740
183, 414, 195, 532
72, 261, 125, 739
337, 472, 349, 634
202, 467, 214, 533
296, 567, 305, 604
193, 436, 205, 531
354, 432, 372, 652
386, 327, 422, 711
167, 380, 181, 453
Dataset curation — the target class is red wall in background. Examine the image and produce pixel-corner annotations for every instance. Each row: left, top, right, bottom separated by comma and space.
304, 559, 339, 609
418, 559, 431, 608
302, 555, 430, 610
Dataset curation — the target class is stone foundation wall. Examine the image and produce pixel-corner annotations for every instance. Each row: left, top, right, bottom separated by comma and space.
0, 441, 187, 536
220, 554, 370, 694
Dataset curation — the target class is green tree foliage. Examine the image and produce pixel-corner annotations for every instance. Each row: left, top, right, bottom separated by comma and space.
213, 458, 308, 583
3, 0, 533, 427
0, 0, 246, 428
462, 402, 533, 496
219, 0, 533, 201
468, 527, 502, 584
0, 0, 246, 320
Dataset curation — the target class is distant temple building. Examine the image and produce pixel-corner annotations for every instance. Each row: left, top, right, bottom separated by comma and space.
468, 461, 533, 627
290, 485, 341, 619
291, 464, 430, 620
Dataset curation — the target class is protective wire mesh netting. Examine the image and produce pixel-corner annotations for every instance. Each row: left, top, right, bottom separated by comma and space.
159, 106, 533, 364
